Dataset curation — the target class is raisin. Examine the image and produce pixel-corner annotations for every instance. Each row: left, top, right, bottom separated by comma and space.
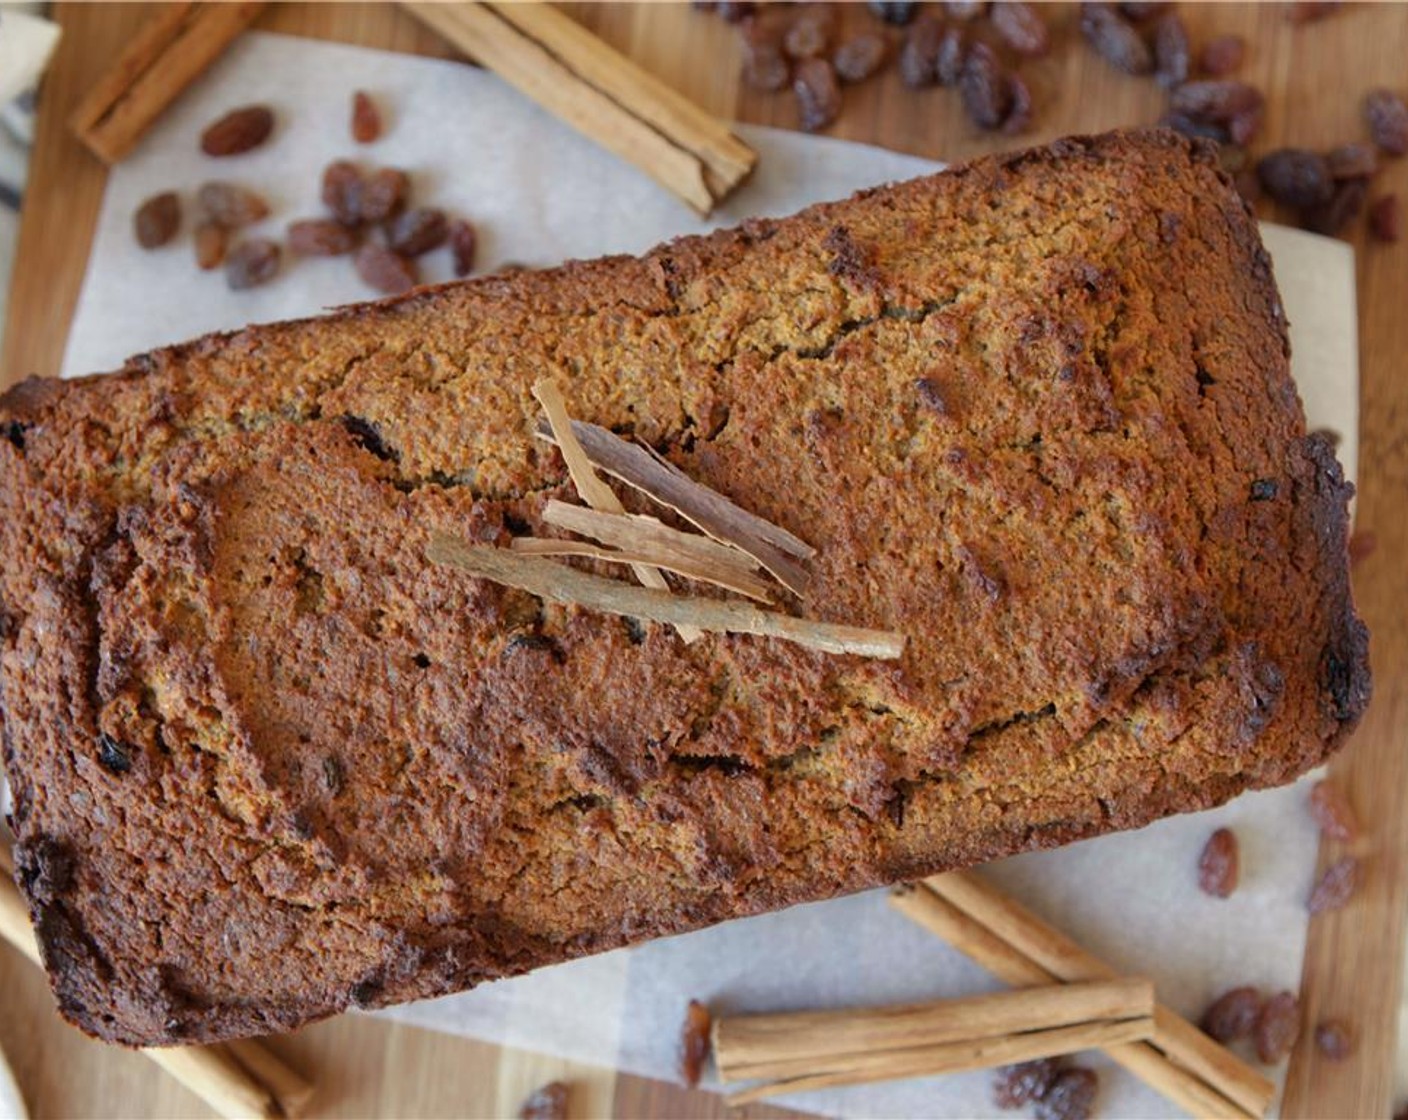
133, 192, 180, 249
794, 58, 842, 132
992, 2, 1050, 57
1035, 1068, 1098, 1120
679, 999, 711, 1088
354, 244, 418, 294
1306, 179, 1367, 236
351, 90, 382, 144
741, 23, 791, 92
387, 207, 449, 257
519, 1080, 569, 1120
1254, 991, 1301, 1064
1314, 1019, 1354, 1061
224, 239, 281, 290
322, 160, 364, 227
784, 7, 832, 61
288, 218, 357, 256
899, 17, 945, 88
1326, 142, 1378, 180
1080, 4, 1153, 76
97, 731, 133, 774
960, 43, 1012, 131
993, 1059, 1061, 1109
834, 33, 887, 84
194, 221, 228, 270
1249, 477, 1278, 500
1003, 73, 1034, 135
1370, 194, 1401, 242
1201, 34, 1246, 76
945, 0, 988, 18
200, 104, 274, 157
359, 167, 410, 224
868, 0, 916, 24
1170, 80, 1263, 123
1197, 827, 1239, 898
450, 219, 477, 277
1159, 112, 1229, 144
936, 26, 969, 86
196, 181, 270, 228
1118, 1, 1170, 18
1309, 780, 1361, 843
1308, 856, 1358, 913
1364, 89, 1408, 155
1152, 12, 1190, 88
1201, 986, 1262, 1043
1258, 149, 1334, 209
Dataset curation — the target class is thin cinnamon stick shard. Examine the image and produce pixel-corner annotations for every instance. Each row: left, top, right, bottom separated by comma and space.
541, 500, 761, 573
511, 538, 775, 603
534, 419, 813, 596
428, 536, 903, 659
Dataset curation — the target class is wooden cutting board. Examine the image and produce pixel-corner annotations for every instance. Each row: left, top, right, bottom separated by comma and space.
2, 4, 1405, 1117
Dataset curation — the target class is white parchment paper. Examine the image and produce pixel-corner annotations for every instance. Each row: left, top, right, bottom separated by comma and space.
56, 31, 1368, 1119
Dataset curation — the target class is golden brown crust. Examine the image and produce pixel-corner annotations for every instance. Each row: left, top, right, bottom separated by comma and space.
0, 129, 1369, 1046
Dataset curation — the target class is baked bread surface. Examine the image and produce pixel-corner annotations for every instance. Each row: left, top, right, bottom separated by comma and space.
0, 130, 1368, 1046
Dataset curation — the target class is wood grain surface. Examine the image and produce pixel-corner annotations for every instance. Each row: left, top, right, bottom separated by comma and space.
1, 3, 1405, 1117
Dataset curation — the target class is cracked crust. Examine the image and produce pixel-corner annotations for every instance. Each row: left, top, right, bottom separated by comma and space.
0, 129, 1369, 1046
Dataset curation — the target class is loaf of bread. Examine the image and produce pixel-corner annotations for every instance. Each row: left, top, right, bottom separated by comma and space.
0, 130, 1368, 1047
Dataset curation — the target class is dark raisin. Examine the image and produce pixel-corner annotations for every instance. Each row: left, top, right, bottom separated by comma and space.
1326, 142, 1379, 181
945, 0, 988, 18
354, 244, 418, 294
1257, 148, 1334, 209
1169, 80, 1263, 123
1197, 827, 1239, 898
194, 221, 228, 270
97, 731, 133, 774
1370, 194, 1401, 242
834, 33, 887, 84
1003, 72, 1034, 135
993, 1059, 1061, 1109
450, 219, 477, 277
519, 1081, 569, 1120
1314, 1019, 1354, 1061
200, 105, 274, 157
224, 239, 281, 290
794, 58, 842, 132
1118, 1, 1170, 18
741, 23, 791, 92
1304, 179, 1367, 237
1201, 986, 1262, 1043
387, 207, 450, 257
1201, 34, 1246, 76
287, 218, 357, 256
1152, 12, 1190, 88
351, 90, 382, 144
196, 181, 270, 228
1159, 112, 1229, 144
899, 17, 945, 88
359, 167, 410, 224
784, 7, 833, 61
1365, 89, 1408, 155
134, 192, 180, 249
1254, 991, 1301, 1064
1080, 4, 1153, 76
679, 999, 711, 1088
991, 2, 1049, 57
1035, 1068, 1098, 1120
868, 0, 916, 24
1249, 478, 1279, 500
1308, 856, 1358, 913
960, 42, 1012, 131
322, 160, 364, 226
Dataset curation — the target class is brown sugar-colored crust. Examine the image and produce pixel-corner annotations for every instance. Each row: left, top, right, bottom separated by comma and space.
0, 129, 1369, 1046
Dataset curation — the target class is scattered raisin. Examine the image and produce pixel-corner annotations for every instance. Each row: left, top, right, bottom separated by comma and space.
1035, 1068, 1098, 1120
1169, 80, 1263, 123
899, 17, 945, 88
354, 243, 418, 294
945, 0, 988, 19
133, 192, 180, 249
993, 1059, 1061, 1109
868, 1, 916, 24
196, 181, 270, 228
1308, 856, 1358, 913
1365, 89, 1408, 155
1159, 112, 1229, 144
387, 207, 450, 256
679, 999, 711, 1088
194, 221, 228, 270
1118, 1, 1170, 19
224, 238, 281, 290
794, 57, 842, 132
1309, 780, 1360, 843
1201, 34, 1246, 76
351, 90, 382, 144
834, 33, 887, 84
1370, 194, 1401, 242
287, 218, 357, 256
991, 2, 1049, 58
1201, 986, 1262, 1043
360, 167, 410, 224
1307, 179, 1368, 235
1314, 1019, 1355, 1061
450, 219, 478, 278
519, 1080, 569, 1120
1257, 148, 1334, 209
200, 104, 274, 157
960, 42, 1012, 131
1326, 142, 1379, 180
1254, 991, 1301, 1064
740, 21, 791, 92
1152, 12, 1190, 89
784, 7, 832, 61
1197, 827, 1239, 898
936, 26, 969, 87
322, 160, 364, 226
1003, 72, 1034, 135
1080, 4, 1153, 76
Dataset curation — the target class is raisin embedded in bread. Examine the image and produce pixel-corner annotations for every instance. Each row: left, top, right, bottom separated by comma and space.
0, 129, 1369, 1047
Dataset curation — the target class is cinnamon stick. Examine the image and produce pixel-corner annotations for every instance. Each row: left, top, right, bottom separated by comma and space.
511, 537, 775, 602
69, 2, 266, 163
541, 500, 761, 574
401, 1, 755, 215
